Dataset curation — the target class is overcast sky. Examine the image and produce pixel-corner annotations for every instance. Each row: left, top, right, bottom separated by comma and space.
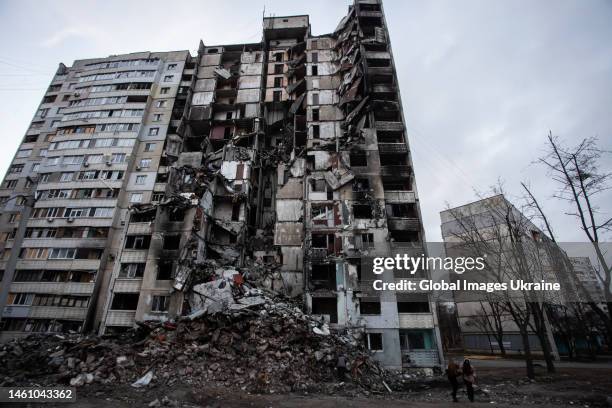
0, 0, 610, 243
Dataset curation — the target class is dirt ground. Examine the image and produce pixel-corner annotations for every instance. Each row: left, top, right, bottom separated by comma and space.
23, 366, 609, 408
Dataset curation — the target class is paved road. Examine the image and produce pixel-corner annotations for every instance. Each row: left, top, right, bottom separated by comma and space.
450, 355, 612, 369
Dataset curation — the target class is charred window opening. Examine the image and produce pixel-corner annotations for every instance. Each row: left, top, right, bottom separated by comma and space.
110, 293, 139, 310
386, 203, 417, 218
273, 77, 282, 87
156, 173, 169, 183
359, 299, 381, 315
377, 131, 404, 144
367, 58, 390, 68
273, 91, 282, 102
382, 177, 411, 191
311, 179, 327, 192
310, 263, 336, 290
380, 154, 407, 166
389, 230, 419, 243
360, 3, 381, 11
359, 233, 375, 249
163, 235, 181, 250
311, 233, 333, 248
349, 151, 368, 167
311, 297, 338, 323
157, 260, 173, 280
311, 204, 333, 225
312, 124, 320, 138
130, 209, 156, 223
353, 204, 373, 219
397, 301, 430, 314
352, 177, 370, 192
274, 64, 283, 74
311, 65, 318, 76
168, 209, 185, 222
124, 235, 151, 250
231, 204, 241, 221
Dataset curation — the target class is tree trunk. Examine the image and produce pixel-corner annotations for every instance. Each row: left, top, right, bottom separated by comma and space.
519, 329, 535, 379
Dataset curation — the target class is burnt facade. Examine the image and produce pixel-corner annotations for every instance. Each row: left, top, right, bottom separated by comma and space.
0, 0, 442, 368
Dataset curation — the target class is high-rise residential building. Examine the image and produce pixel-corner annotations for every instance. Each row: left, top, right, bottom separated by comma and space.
0, 0, 442, 369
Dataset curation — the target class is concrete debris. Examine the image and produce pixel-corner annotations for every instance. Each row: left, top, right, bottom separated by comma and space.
131, 370, 154, 388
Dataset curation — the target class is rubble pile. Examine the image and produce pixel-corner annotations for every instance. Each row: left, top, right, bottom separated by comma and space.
0, 288, 396, 395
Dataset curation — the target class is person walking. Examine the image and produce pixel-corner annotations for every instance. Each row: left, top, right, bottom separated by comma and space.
462, 359, 476, 402
446, 359, 462, 402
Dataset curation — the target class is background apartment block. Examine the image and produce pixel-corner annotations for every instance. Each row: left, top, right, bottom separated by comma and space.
0, 0, 443, 369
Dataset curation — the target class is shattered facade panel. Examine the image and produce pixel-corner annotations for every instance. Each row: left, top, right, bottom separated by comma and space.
0, 0, 442, 369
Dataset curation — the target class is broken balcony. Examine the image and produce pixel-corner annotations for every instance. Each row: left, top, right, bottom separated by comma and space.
310, 296, 338, 324
389, 230, 420, 246
309, 263, 337, 291
379, 153, 410, 177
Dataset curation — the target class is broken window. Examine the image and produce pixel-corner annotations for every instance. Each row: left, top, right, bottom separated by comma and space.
311, 204, 333, 225
312, 124, 320, 138
273, 77, 282, 88
168, 209, 185, 222
310, 263, 336, 290
119, 263, 145, 278
352, 178, 370, 192
312, 108, 319, 121
359, 299, 381, 315
359, 233, 375, 249
365, 332, 383, 351
275, 53, 283, 62
353, 204, 373, 219
163, 235, 181, 250
311, 297, 338, 323
311, 93, 319, 105
274, 64, 283, 74
389, 230, 419, 243
379, 153, 408, 166
110, 293, 139, 310
311, 233, 331, 248
311, 65, 318, 76
382, 177, 411, 191
397, 301, 430, 313
311, 179, 327, 192
273, 91, 282, 102
311, 52, 318, 63
130, 209, 156, 223
386, 203, 417, 218
151, 295, 169, 312
157, 260, 173, 280
399, 330, 434, 350
231, 204, 240, 221
124, 235, 151, 250
349, 152, 368, 167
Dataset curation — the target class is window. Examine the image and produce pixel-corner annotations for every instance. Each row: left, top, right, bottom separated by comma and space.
152, 192, 164, 202
48, 248, 76, 259
274, 77, 282, 88
17, 149, 32, 158
275, 53, 283, 62
359, 299, 381, 315
5, 179, 18, 189
312, 108, 319, 121
93, 208, 114, 218
273, 91, 282, 102
311, 93, 319, 105
111, 153, 127, 163
163, 235, 180, 250
144, 143, 156, 152
311, 52, 318, 63
274, 64, 283, 74
119, 263, 145, 279
60, 172, 74, 182
139, 158, 151, 168
156, 100, 167, 108
353, 204, 373, 219
160, 87, 169, 94
365, 333, 383, 351
360, 233, 375, 248
9, 164, 24, 174
311, 65, 318, 76
353, 178, 370, 192
124, 235, 151, 250
167, 63, 177, 70
311, 40, 318, 49
110, 293, 139, 310
9, 214, 20, 223
10, 293, 34, 306
149, 128, 159, 136
95, 138, 113, 148
157, 260, 173, 280
312, 124, 320, 138
163, 75, 173, 82
151, 295, 169, 312
153, 113, 162, 121
397, 302, 430, 313
135, 175, 147, 184
350, 152, 368, 167
130, 193, 143, 203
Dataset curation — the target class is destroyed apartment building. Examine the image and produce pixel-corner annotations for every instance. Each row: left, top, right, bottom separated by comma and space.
0, 0, 443, 369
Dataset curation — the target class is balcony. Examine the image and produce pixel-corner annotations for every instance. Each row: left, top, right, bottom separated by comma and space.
384, 191, 416, 203
30, 306, 88, 320
105, 310, 136, 326
380, 165, 411, 177
10, 282, 94, 295
378, 143, 408, 154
